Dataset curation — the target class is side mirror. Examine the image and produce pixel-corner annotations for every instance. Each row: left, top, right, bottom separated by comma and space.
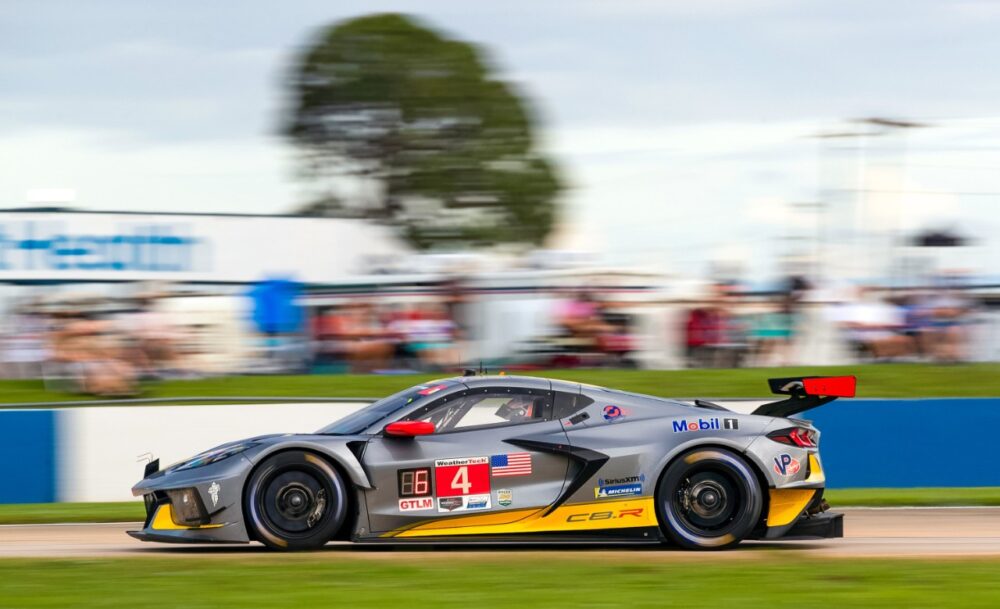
384, 421, 435, 437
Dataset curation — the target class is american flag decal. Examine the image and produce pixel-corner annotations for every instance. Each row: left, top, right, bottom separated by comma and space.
490, 452, 532, 477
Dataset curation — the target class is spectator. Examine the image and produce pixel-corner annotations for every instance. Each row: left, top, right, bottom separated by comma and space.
925, 288, 970, 362
750, 296, 797, 367
47, 305, 137, 396
684, 283, 746, 368
834, 287, 914, 361
1, 300, 48, 379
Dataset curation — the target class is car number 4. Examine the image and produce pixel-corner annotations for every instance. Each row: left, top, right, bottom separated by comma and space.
450, 466, 472, 494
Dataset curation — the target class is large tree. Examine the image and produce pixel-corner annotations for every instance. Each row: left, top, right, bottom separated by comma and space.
284, 13, 561, 249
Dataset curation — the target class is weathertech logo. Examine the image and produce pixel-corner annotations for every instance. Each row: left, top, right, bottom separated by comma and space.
672, 418, 739, 432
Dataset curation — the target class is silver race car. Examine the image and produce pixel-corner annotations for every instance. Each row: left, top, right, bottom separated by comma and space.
129, 373, 855, 550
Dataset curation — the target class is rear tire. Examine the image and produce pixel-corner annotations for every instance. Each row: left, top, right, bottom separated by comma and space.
245, 450, 347, 551
656, 448, 762, 550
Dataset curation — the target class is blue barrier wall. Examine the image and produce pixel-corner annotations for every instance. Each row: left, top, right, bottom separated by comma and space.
0, 398, 996, 503
810, 398, 1000, 488
0, 409, 57, 503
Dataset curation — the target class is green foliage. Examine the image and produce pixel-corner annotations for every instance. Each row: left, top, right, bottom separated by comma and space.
824, 487, 1000, 507
284, 13, 561, 249
2, 364, 999, 407
0, 502, 145, 525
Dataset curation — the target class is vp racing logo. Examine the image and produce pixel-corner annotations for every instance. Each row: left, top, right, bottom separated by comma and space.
773, 454, 801, 477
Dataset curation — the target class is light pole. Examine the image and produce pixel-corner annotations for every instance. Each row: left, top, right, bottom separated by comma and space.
812, 117, 930, 285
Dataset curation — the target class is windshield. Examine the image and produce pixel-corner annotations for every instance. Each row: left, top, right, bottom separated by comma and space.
317, 386, 437, 435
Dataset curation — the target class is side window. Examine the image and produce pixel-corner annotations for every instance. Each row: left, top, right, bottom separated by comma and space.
404, 388, 553, 432
553, 392, 594, 419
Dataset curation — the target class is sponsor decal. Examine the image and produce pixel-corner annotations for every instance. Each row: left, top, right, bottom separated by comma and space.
773, 453, 801, 476
490, 453, 532, 477
598, 474, 645, 486
438, 497, 464, 511
466, 495, 490, 510
208, 481, 220, 507
399, 497, 434, 512
672, 417, 738, 433
565, 508, 645, 522
603, 405, 624, 421
779, 380, 804, 393
397, 468, 432, 498
437, 494, 491, 513
417, 384, 448, 396
435, 456, 490, 497
595, 483, 643, 499
497, 488, 513, 507
435, 456, 489, 467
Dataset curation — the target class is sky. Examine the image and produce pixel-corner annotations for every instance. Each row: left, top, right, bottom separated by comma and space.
2, 0, 1000, 281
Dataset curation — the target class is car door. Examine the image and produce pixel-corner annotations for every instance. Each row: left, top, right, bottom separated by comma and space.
361, 384, 571, 535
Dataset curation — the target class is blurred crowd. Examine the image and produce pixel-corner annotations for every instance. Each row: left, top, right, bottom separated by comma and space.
0, 278, 983, 397
517, 291, 637, 369
682, 281, 974, 368
1, 296, 178, 396
311, 302, 462, 373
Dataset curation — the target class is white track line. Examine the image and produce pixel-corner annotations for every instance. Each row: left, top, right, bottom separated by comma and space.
0, 521, 142, 528
838, 506, 1000, 510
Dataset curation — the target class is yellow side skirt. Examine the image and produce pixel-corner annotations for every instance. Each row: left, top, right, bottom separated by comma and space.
384, 498, 657, 538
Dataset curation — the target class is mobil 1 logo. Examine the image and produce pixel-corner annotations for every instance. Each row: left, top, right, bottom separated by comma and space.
672, 417, 739, 433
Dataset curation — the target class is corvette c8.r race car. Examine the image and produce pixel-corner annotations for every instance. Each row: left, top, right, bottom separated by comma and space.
129, 373, 856, 551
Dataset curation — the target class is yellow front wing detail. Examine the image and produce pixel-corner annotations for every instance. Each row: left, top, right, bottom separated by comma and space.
150, 504, 224, 531
382, 498, 657, 538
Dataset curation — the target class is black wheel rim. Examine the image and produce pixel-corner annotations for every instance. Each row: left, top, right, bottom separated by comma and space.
258, 466, 330, 537
671, 465, 744, 537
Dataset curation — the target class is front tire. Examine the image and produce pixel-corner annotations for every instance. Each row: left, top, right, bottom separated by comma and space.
245, 450, 347, 551
656, 448, 762, 550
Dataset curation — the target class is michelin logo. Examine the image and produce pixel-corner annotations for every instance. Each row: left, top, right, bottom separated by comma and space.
595, 483, 643, 498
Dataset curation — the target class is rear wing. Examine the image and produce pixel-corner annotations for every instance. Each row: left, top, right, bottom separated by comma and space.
752, 376, 857, 418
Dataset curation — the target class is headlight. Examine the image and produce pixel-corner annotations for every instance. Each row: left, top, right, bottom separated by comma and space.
173, 442, 258, 471
166, 488, 207, 525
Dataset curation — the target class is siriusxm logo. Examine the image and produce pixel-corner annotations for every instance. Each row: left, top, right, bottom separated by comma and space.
672, 418, 739, 433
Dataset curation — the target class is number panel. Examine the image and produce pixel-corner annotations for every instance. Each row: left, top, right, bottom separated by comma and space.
433, 457, 490, 497
397, 468, 432, 498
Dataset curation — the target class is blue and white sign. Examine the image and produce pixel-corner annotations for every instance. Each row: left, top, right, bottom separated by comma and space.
0, 220, 201, 273
0, 212, 406, 283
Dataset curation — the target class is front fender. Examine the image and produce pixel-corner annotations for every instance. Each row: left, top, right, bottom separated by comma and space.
247, 435, 372, 490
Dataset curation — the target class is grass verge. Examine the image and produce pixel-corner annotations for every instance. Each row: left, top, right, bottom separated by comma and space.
2, 488, 999, 525
0, 502, 145, 525
1, 557, 999, 608
1, 363, 1000, 406
824, 487, 1000, 507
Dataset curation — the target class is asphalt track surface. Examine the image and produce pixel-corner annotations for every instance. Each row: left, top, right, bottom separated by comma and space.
1, 508, 999, 559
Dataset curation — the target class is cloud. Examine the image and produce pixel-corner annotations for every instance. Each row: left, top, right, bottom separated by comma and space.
0, 128, 296, 214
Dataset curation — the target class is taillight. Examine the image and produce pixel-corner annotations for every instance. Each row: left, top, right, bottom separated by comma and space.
767, 427, 817, 448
